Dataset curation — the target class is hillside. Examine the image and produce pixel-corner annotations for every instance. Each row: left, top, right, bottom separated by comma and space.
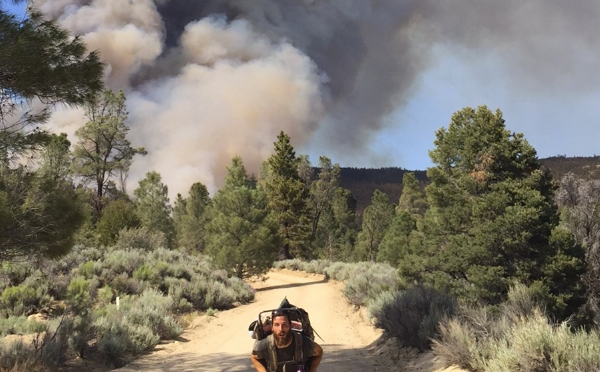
341, 156, 600, 217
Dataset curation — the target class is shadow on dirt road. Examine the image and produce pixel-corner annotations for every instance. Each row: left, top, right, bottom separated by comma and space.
255, 277, 329, 292
125, 343, 380, 372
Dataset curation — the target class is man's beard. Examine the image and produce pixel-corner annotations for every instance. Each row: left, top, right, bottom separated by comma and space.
274, 331, 292, 347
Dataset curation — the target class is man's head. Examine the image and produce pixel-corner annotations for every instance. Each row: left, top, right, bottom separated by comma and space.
271, 310, 292, 346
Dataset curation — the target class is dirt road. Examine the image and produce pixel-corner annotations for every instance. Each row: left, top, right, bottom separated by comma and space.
115, 270, 456, 372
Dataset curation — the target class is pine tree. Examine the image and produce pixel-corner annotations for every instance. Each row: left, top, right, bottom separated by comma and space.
403, 106, 585, 319
173, 182, 211, 252
133, 171, 174, 248
0, 8, 102, 260
356, 190, 395, 261
263, 132, 311, 259
206, 156, 280, 278
377, 172, 426, 266
397, 172, 428, 218
72, 90, 147, 219
318, 187, 358, 262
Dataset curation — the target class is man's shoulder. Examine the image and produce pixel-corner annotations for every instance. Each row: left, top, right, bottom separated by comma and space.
253, 337, 270, 353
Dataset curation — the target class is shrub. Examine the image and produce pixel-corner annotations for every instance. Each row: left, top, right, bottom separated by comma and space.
0, 261, 32, 287
484, 314, 600, 372
113, 226, 167, 251
0, 316, 46, 337
97, 286, 114, 305
0, 339, 37, 371
79, 260, 96, 279
38, 320, 72, 368
125, 289, 182, 339
133, 265, 161, 285
343, 271, 399, 306
66, 276, 94, 314
97, 334, 128, 368
1, 285, 51, 317
110, 273, 144, 296
205, 281, 236, 310
303, 260, 330, 274
371, 286, 458, 351
432, 283, 600, 372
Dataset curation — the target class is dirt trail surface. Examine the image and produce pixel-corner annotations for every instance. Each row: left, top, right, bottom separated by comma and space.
110, 270, 462, 372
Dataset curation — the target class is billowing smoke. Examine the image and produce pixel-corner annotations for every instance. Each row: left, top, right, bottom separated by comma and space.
34, 0, 600, 197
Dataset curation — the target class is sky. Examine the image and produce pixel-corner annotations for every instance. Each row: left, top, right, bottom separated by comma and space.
3, 0, 599, 197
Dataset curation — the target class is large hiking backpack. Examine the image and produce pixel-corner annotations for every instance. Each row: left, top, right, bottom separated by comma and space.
249, 298, 321, 372
248, 297, 320, 341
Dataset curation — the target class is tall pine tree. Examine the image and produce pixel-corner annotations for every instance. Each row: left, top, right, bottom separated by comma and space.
263, 132, 311, 259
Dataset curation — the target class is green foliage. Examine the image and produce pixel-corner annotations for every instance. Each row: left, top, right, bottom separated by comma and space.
113, 226, 167, 251
371, 286, 458, 351
71, 89, 146, 218
0, 316, 46, 337
0, 163, 86, 261
355, 190, 395, 261
133, 265, 161, 285
173, 182, 210, 252
0, 284, 52, 317
402, 106, 585, 321
0, 261, 32, 287
0, 10, 103, 146
96, 199, 140, 246
308, 157, 341, 246
377, 210, 416, 266
398, 172, 428, 217
133, 171, 175, 248
206, 156, 281, 279
263, 132, 311, 259
317, 187, 358, 262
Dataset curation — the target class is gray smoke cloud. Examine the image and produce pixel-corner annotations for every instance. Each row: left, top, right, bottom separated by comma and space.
34, 0, 600, 197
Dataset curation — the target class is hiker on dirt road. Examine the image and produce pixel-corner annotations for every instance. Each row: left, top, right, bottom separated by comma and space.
251, 309, 323, 372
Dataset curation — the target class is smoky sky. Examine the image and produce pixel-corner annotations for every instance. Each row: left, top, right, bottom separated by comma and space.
34, 0, 600, 197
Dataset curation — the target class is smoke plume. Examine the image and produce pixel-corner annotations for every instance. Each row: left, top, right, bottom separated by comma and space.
34, 0, 600, 197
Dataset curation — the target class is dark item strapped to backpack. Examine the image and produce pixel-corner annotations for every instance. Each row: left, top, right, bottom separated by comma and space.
248, 297, 320, 341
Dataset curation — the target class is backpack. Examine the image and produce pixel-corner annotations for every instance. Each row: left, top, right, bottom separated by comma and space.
248, 297, 321, 372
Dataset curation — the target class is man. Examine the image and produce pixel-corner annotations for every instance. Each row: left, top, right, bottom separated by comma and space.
251, 310, 323, 372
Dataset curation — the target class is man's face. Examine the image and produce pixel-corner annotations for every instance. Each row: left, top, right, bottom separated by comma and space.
272, 315, 291, 344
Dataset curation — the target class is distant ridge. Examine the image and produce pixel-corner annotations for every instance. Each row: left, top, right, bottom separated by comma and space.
339, 156, 600, 217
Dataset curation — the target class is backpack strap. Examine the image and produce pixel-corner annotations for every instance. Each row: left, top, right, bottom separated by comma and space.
267, 332, 304, 371
293, 332, 303, 365
267, 334, 277, 372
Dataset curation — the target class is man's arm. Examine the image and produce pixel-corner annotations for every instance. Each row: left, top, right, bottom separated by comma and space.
251, 352, 268, 372
307, 343, 323, 372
